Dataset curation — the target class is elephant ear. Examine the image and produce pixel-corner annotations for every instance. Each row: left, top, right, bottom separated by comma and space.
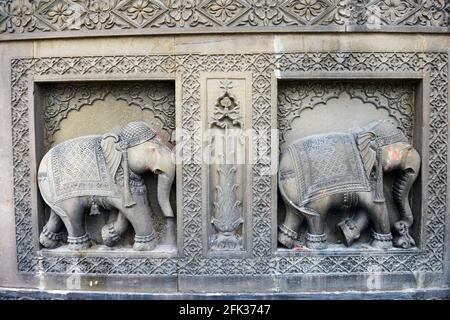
101, 133, 122, 182
356, 131, 376, 178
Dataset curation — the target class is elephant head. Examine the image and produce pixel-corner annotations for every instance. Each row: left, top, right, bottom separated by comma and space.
338, 119, 421, 248
356, 120, 420, 221
100, 121, 175, 218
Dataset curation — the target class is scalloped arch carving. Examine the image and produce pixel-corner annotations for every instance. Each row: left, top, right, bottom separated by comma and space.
41, 81, 175, 148
278, 80, 415, 146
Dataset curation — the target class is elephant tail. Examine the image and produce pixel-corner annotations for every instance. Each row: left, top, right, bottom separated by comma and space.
278, 173, 320, 217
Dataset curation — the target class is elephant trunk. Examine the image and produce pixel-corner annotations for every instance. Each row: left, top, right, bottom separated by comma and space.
392, 148, 420, 227
157, 165, 175, 218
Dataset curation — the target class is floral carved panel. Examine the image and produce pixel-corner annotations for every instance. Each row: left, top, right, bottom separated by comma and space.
0, 0, 448, 37
201, 74, 252, 256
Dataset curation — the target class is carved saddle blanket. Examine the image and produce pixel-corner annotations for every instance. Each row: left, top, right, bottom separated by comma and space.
287, 133, 371, 207
48, 136, 118, 203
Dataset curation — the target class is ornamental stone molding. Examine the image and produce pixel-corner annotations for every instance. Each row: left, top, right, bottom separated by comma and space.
10, 52, 448, 278
0, 0, 448, 39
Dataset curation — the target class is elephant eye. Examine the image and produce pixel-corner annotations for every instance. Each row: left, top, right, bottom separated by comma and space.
154, 169, 163, 175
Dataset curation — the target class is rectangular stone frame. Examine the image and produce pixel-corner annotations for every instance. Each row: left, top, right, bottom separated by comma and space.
11, 52, 448, 291
11, 56, 179, 276
267, 53, 448, 290
272, 71, 425, 252
199, 72, 253, 258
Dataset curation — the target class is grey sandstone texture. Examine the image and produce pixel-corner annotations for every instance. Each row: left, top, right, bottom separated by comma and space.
0, 0, 449, 299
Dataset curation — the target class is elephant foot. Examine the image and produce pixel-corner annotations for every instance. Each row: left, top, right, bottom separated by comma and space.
306, 233, 327, 250
371, 231, 393, 249
278, 224, 298, 249
101, 223, 121, 247
160, 217, 176, 245
39, 226, 63, 249
133, 233, 157, 251
67, 234, 91, 251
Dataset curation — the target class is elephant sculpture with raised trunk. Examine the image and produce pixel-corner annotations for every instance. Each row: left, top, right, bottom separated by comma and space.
38, 121, 176, 251
278, 120, 420, 250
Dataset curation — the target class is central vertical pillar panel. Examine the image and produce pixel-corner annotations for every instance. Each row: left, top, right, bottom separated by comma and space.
201, 73, 252, 257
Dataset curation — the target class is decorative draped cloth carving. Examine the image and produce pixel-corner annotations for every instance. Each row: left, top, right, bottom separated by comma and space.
48, 122, 157, 207
288, 133, 371, 207
287, 119, 408, 208
49, 136, 118, 203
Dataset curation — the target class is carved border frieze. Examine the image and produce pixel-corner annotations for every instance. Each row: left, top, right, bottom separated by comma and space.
11, 52, 448, 276
0, 0, 448, 39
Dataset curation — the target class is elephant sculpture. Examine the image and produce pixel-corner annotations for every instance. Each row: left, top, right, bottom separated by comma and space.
38, 121, 175, 251
278, 119, 420, 250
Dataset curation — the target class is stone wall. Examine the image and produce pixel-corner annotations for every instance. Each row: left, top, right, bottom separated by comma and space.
0, 2, 449, 297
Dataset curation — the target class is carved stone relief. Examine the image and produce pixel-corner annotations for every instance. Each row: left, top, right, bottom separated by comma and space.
38, 121, 176, 251
277, 80, 418, 250
203, 75, 250, 255
278, 119, 420, 250
10, 52, 448, 278
38, 81, 176, 249
209, 80, 244, 250
0, 0, 447, 37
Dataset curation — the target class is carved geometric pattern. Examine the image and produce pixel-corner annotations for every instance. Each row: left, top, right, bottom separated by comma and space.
0, 0, 448, 36
11, 52, 447, 276
40, 256, 178, 275
50, 136, 117, 201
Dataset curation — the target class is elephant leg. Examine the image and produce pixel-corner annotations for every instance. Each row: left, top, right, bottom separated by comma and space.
101, 210, 130, 247
161, 217, 176, 245
278, 205, 304, 249
117, 197, 157, 251
304, 215, 328, 250
358, 192, 393, 249
57, 198, 91, 251
39, 209, 65, 249
304, 199, 331, 250
127, 207, 157, 251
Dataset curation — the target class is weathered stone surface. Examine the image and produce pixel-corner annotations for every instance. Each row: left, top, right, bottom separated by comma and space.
0, 28, 449, 299
0, 0, 448, 40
